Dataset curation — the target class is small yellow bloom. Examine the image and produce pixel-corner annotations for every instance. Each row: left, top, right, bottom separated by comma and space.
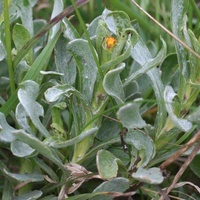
105, 36, 117, 49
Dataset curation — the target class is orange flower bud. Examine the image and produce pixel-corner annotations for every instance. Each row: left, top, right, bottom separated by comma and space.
105, 36, 117, 49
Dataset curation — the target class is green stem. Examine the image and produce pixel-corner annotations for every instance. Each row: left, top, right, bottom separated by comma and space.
18, 158, 33, 195
3, 0, 15, 94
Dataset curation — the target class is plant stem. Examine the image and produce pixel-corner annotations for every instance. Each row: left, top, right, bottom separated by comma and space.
3, 0, 15, 94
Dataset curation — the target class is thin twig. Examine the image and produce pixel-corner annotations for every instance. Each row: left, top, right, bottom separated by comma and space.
160, 130, 200, 170
159, 141, 200, 200
130, 0, 200, 60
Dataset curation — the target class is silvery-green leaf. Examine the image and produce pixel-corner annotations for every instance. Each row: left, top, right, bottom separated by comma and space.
55, 36, 77, 85
18, 80, 49, 137
92, 177, 130, 200
44, 84, 88, 109
12, 24, 33, 64
13, 190, 43, 200
48, 0, 63, 40
171, 0, 189, 98
45, 84, 75, 102
15, 61, 30, 83
101, 45, 131, 73
11, 140, 35, 157
16, 103, 34, 134
3, 168, 44, 182
103, 63, 125, 104
124, 130, 155, 167
164, 86, 192, 132
117, 100, 146, 129
124, 38, 167, 86
45, 127, 98, 148
102, 9, 131, 35
63, 17, 80, 40
187, 106, 200, 123
128, 38, 167, 135
12, 0, 37, 36
96, 150, 118, 179
94, 177, 130, 192
132, 167, 164, 184
0, 112, 16, 143
0, 41, 6, 61
67, 39, 98, 103
40, 71, 64, 76
13, 130, 65, 170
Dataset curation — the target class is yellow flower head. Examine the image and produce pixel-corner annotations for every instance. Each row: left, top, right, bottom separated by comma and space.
105, 36, 117, 49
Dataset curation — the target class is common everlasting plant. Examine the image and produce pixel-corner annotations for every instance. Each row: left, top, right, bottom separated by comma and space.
0, 0, 200, 199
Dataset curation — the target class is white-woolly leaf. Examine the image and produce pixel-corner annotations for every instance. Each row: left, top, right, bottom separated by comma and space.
103, 63, 125, 104
117, 101, 146, 129
67, 39, 98, 103
11, 140, 35, 157
0, 112, 16, 143
96, 150, 118, 179
124, 130, 155, 167
18, 80, 49, 137
164, 86, 192, 132
13, 190, 43, 200
132, 167, 164, 184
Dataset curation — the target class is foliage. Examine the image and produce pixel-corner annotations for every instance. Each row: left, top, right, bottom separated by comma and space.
0, 0, 200, 199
